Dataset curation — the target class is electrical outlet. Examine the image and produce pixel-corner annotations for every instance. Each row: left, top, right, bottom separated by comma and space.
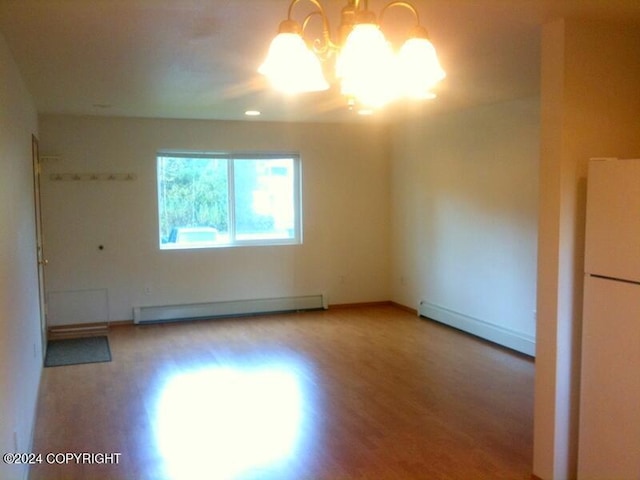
144, 285, 152, 295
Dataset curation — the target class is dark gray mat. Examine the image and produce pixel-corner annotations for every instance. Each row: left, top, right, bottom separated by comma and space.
45, 336, 112, 367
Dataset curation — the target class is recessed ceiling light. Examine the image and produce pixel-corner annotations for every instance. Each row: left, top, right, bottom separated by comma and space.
245, 110, 261, 116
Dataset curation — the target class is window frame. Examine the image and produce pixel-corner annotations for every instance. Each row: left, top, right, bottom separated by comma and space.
157, 151, 303, 250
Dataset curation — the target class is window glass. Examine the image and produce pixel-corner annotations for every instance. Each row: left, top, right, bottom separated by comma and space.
158, 153, 301, 249
234, 158, 296, 241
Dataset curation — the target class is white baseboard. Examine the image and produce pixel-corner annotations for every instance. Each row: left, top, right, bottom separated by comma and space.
133, 294, 327, 324
418, 301, 535, 356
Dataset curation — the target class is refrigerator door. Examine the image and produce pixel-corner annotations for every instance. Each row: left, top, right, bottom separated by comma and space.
584, 158, 640, 282
578, 275, 640, 479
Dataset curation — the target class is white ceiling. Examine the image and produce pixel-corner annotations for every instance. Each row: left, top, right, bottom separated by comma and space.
1, 0, 639, 123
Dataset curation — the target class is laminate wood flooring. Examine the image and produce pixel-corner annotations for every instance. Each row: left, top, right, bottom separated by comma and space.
29, 305, 534, 480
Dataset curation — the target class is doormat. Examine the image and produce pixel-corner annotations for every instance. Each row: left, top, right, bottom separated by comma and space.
45, 336, 112, 367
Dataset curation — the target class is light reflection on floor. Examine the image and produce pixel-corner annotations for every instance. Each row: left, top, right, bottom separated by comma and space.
155, 362, 305, 480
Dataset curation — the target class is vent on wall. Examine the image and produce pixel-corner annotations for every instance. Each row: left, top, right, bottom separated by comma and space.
133, 294, 327, 324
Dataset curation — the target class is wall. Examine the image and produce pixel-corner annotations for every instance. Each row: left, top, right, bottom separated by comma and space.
0, 33, 42, 480
389, 97, 540, 354
38, 116, 391, 323
534, 18, 640, 480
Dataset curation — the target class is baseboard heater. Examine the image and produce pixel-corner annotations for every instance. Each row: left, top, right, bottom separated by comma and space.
418, 301, 535, 356
133, 294, 327, 325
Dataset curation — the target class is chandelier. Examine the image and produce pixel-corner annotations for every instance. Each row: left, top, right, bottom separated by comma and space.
259, 0, 446, 112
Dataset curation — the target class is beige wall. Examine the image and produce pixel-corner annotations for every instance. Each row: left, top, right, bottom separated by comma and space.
390, 97, 540, 353
534, 18, 640, 480
0, 33, 42, 480
38, 116, 391, 323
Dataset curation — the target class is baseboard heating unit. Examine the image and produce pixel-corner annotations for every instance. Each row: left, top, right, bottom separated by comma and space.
133, 294, 327, 325
418, 301, 535, 356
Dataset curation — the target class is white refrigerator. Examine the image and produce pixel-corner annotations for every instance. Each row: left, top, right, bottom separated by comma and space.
578, 158, 640, 479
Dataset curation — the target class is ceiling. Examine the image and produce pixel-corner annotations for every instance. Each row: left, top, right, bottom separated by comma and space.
0, 0, 639, 123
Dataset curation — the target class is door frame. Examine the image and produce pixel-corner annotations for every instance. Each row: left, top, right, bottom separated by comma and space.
32, 134, 48, 359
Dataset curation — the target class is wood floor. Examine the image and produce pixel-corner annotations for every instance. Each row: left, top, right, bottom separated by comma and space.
29, 305, 534, 480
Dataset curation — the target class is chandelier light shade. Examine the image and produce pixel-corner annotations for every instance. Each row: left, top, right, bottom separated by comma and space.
259, 0, 446, 112
337, 23, 397, 108
397, 29, 446, 99
258, 32, 329, 94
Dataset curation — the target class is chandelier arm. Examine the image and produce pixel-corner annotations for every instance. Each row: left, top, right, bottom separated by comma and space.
379, 1, 421, 26
356, 0, 369, 11
301, 11, 337, 54
286, 0, 304, 21
287, 0, 338, 53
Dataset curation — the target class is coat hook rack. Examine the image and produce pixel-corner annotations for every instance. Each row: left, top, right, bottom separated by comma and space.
49, 173, 137, 182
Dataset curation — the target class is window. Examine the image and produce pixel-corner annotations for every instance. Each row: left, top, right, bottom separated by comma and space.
157, 153, 301, 249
